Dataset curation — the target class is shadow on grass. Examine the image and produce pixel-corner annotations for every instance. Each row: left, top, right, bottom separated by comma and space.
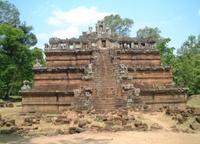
0, 134, 30, 144
0, 134, 112, 144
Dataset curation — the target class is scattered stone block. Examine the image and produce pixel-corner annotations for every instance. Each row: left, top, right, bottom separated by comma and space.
69, 126, 84, 134
195, 116, 200, 124
190, 121, 200, 130
150, 123, 163, 130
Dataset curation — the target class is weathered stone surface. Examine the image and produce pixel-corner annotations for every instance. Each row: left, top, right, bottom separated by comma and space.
23, 116, 40, 126
68, 126, 84, 134
78, 119, 88, 128
150, 123, 163, 130
196, 116, 200, 124
134, 120, 148, 131
190, 121, 200, 130
91, 122, 105, 131
5, 119, 15, 127
20, 21, 187, 113
52, 116, 70, 125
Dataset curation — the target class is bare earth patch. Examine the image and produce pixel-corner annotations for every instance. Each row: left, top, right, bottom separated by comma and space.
1, 101, 200, 144
5, 131, 200, 144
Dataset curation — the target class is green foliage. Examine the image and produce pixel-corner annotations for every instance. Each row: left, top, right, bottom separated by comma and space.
174, 35, 200, 95
137, 26, 161, 41
0, 0, 42, 99
178, 35, 200, 56
19, 23, 37, 46
31, 47, 45, 65
0, 0, 20, 27
136, 26, 175, 65
0, 24, 33, 99
136, 27, 200, 95
101, 14, 134, 36
0, 0, 37, 47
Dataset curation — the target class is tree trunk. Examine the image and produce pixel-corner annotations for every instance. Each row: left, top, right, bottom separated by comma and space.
4, 74, 16, 100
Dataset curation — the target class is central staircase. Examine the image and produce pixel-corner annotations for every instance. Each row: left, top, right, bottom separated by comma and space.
93, 49, 119, 111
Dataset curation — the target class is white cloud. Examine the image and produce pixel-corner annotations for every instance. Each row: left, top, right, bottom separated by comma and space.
52, 26, 79, 38
36, 6, 110, 48
36, 26, 80, 48
48, 6, 109, 26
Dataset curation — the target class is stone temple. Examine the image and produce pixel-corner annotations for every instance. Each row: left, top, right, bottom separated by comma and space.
20, 21, 187, 112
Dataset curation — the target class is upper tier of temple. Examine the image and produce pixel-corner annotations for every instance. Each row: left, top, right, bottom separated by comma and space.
44, 20, 156, 50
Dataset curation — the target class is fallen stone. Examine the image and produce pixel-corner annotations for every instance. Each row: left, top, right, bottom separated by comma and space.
32, 125, 38, 130
113, 119, 122, 126
0, 127, 17, 134
55, 129, 65, 135
123, 124, 133, 131
150, 123, 163, 130
6, 103, 14, 107
190, 121, 200, 130
134, 120, 148, 131
0, 102, 5, 107
176, 114, 187, 124
69, 126, 84, 134
0, 119, 5, 127
195, 116, 200, 124
112, 125, 124, 131
5, 119, 16, 127
91, 122, 104, 131
78, 119, 88, 128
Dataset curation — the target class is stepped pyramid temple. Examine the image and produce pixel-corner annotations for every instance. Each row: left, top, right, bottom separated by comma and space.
20, 21, 187, 112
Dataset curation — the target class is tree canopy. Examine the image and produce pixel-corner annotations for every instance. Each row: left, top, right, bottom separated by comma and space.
0, 0, 44, 99
0, 0, 20, 27
101, 14, 134, 36
137, 26, 161, 41
174, 35, 200, 95
0, 24, 33, 99
136, 26, 175, 65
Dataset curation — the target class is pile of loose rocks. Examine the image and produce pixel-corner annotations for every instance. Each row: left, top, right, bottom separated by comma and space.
22, 115, 41, 126
165, 107, 200, 131
46, 108, 163, 134
0, 108, 165, 136
0, 114, 15, 127
0, 102, 14, 108
0, 114, 19, 134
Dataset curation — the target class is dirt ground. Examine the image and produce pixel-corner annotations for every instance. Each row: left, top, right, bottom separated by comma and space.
1, 100, 200, 144
2, 131, 200, 144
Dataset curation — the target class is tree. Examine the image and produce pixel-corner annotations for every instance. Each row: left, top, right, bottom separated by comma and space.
0, 0, 20, 27
19, 23, 37, 46
136, 26, 175, 65
137, 26, 161, 41
174, 35, 200, 95
0, 24, 33, 99
100, 14, 134, 36
31, 47, 45, 65
0, 0, 42, 99
0, 0, 37, 47
178, 35, 200, 56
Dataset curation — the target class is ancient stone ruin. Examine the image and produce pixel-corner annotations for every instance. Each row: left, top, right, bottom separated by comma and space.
20, 21, 187, 112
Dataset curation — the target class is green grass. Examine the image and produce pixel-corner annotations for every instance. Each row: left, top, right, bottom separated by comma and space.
187, 95, 200, 108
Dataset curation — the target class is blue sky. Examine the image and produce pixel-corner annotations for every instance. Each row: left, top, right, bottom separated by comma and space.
9, 0, 200, 50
